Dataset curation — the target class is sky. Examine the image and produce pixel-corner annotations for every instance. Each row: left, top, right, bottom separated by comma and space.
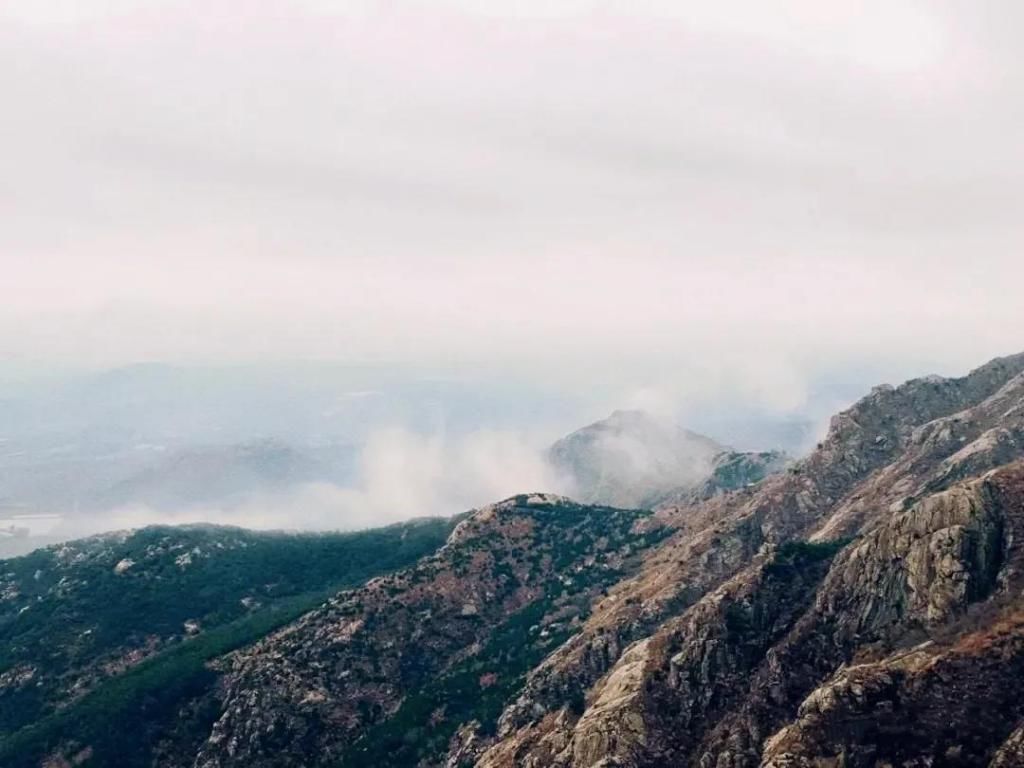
2, 0, 1023, 400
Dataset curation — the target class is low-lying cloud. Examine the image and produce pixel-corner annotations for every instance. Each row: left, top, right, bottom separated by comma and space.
74, 426, 572, 534
3, 1, 1024, 377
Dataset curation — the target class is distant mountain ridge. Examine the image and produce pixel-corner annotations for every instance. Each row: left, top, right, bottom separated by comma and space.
548, 409, 726, 507
93, 438, 333, 512
647, 448, 790, 507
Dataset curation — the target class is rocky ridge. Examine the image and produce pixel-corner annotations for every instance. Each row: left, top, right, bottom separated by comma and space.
192, 495, 666, 768
467, 352, 1024, 768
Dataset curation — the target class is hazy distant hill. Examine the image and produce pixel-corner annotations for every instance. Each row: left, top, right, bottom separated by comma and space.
548, 409, 725, 507
646, 448, 791, 507
0, 363, 576, 536
92, 438, 334, 512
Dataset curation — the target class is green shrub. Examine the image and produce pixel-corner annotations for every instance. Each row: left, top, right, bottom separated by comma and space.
764, 538, 851, 577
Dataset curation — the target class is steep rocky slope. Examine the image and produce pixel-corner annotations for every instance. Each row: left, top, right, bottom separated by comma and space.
466, 351, 1024, 768
176, 351, 1024, 768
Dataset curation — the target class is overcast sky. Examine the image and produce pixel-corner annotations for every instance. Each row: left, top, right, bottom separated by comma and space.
2, 1, 1022, 400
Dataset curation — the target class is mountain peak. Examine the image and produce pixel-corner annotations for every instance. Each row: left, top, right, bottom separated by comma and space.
549, 410, 727, 507
604, 408, 656, 426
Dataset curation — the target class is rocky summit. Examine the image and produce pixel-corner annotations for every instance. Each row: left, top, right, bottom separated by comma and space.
6, 351, 1024, 768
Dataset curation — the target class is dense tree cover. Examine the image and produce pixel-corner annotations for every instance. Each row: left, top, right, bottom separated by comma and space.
0, 517, 456, 766
1, 520, 456, 677
764, 537, 851, 577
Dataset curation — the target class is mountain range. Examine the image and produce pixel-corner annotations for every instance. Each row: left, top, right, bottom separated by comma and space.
3, 351, 1024, 767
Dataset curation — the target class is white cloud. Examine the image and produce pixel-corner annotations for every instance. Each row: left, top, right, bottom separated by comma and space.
74, 426, 570, 534
0, 0, 1021, 385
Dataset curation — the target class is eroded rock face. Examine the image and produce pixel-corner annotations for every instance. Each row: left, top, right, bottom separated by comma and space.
681, 464, 1024, 768
811, 478, 1005, 638
761, 610, 1024, 768
569, 638, 652, 768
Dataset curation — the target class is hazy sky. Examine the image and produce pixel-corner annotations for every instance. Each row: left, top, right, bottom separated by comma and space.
3, 1, 1023, 393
